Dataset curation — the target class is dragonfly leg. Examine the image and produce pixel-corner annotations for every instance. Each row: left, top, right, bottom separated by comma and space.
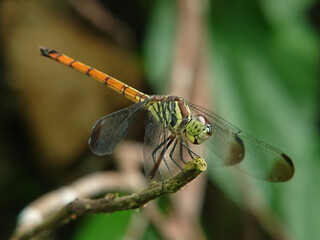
150, 136, 169, 180
168, 138, 183, 170
179, 140, 186, 164
159, 138, 176, 177
181, 139, 200, 159
149, 135, 175, 180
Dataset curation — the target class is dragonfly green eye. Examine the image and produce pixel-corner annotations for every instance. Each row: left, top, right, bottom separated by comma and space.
186, 115, 212, 144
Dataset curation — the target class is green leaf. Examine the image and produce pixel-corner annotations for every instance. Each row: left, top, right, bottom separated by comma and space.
72, 210, 133, 240
143, 0, 177, 93
206, 0, 320, 239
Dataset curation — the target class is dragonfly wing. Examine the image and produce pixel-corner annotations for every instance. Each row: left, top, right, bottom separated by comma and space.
235, 133, 294, 181
188, 103, 294, 181
189, 103, 245, 167
89, 102, 145, 156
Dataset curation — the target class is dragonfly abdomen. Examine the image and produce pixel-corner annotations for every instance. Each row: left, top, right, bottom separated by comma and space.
40, 47, 148, 103
147, 96, 191, 134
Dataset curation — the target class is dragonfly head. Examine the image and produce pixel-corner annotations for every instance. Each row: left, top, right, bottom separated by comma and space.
186, 115, 212, 144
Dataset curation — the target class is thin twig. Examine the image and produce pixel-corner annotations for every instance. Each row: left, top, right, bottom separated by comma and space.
11, 157, 207, 240
166, 0, 208, 239
68, 0, 135, 48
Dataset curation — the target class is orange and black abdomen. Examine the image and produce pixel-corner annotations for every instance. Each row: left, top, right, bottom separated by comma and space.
40, 47, 148, 103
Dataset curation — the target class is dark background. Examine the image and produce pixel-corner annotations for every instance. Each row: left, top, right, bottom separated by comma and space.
1, 0, 319, 239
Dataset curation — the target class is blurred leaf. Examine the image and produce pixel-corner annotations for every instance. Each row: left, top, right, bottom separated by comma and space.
142, 224, 160, 240
143, 0, 177, 94
72, 210, 133, 240
206, 0, 320, 239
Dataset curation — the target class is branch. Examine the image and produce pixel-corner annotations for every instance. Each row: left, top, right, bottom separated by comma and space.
68, 0, 135, 48
12, 157, 207, 240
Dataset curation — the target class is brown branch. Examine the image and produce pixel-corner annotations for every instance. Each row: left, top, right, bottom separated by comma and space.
11, 157, 207, 240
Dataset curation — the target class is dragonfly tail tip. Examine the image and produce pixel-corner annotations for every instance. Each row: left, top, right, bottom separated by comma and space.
39, 47, 59, 57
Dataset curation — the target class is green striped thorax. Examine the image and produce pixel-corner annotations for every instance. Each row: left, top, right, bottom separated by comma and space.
147, 96, 212, 144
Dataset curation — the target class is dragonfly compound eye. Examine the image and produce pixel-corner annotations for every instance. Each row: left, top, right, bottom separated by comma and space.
186, 115, 212, 144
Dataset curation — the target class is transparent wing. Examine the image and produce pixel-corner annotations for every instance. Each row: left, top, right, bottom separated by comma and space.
235, 133, 294, 181
188, 102, 294, 182
89, 102, 145, 156
143, 113, 189, 181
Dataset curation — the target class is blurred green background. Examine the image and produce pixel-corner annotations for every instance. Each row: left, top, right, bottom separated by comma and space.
1, 0, 319, 239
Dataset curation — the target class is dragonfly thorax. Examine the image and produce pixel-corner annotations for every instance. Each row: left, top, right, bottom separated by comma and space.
186, 115, 212, 144
147, 96, 192, 134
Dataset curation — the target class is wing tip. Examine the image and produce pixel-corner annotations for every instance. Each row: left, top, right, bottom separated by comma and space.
268, 153, 295, 182
39, 46, 59, 57
281, 153, 294, 167
227, 135, 245, 165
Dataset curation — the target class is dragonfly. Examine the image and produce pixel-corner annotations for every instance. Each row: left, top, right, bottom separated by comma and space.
40, 47, 294, 182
